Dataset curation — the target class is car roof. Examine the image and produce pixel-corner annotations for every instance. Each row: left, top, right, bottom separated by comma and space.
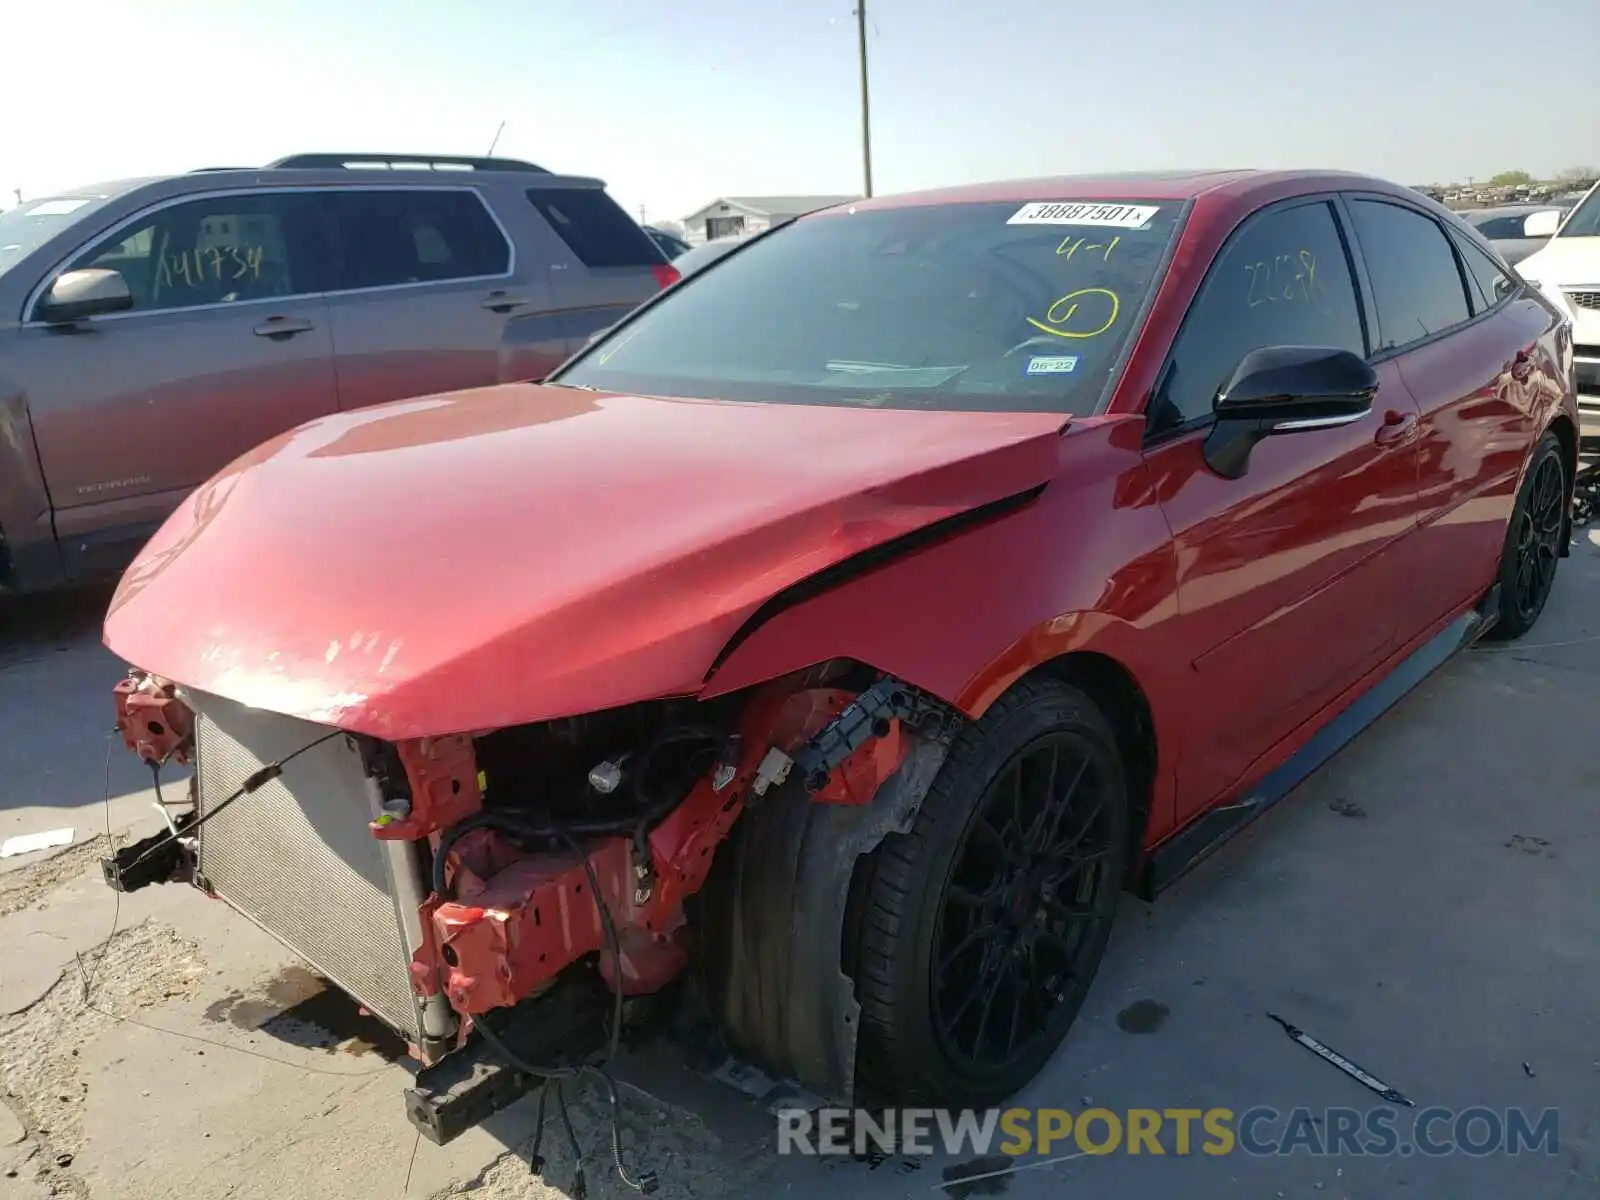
1466, 203, 1560, 219
28, 177, 163, 203
839, 169, 1404, 213
43, 159, 609, 207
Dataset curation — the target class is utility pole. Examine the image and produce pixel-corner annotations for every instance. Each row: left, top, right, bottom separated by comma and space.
856, 2, 873, 197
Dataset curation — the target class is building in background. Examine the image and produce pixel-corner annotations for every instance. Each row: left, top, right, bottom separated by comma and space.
679, 195, 859, 244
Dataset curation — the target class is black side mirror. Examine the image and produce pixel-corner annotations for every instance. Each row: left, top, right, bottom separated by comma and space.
1203, 346, 1378, 479
37, 268, 134, 324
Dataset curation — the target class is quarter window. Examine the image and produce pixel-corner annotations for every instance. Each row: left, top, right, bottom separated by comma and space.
1453, 235, 1519, 314
314, 189, 510, 291
526, 188, 665, 268
1347, 200, 1472, 351
1152, 200, 1365, 431
63, 193, 312, 312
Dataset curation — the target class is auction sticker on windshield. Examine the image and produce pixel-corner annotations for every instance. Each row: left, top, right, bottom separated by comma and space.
1008, 202, 1161, 229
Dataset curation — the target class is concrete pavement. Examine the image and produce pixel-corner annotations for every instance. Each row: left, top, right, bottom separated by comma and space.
2, 533, 1597, 1199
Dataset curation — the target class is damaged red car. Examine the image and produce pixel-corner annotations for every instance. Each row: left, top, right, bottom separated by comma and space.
102, 171, 1578, 1159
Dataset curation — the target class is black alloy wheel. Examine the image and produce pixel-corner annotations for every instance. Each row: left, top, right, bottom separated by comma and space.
931, 731, 1121, 1074
1512, 452, 1565, 625
1491, 430, 1567, 639
850, 677, 1130, 1107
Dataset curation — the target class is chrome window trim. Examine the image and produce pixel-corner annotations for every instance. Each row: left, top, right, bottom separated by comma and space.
22, 183, 516, 326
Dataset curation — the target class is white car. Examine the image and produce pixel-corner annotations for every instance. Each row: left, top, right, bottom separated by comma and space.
1514, 182, 1600, 440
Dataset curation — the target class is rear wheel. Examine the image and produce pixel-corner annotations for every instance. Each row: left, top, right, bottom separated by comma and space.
1489, 430, 1567, 640
850, 677, 1129, 1107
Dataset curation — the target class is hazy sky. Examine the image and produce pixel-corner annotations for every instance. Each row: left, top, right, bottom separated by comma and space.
3, 0, 1596, 222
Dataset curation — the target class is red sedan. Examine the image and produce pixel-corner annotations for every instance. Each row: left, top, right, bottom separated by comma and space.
102, 170, 1577, 1153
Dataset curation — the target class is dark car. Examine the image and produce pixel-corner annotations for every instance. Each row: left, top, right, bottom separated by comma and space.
0, 152, 678, 594
1461, 203, 1567, 266
672, 217, 800, 277
670, 235, 747, 276
644, 225, 692, 259
103, 170, 1576, 1174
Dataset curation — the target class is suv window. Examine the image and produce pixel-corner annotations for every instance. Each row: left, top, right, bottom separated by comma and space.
62, 193, 313, 313
1453, 235, 1518, 314
1347, 199, 1471, 351
313, 189, 510, 291
527, 188, 665, 268
1151, 200, 1365, 431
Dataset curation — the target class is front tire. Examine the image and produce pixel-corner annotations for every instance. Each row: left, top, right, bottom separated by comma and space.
849, 677, 1130, 1108
1489, 430, 1567, 640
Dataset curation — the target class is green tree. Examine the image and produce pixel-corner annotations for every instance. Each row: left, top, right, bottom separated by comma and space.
1487, 170, 1534, 187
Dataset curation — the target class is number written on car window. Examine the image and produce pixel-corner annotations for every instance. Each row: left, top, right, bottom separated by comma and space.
1243, 250, 1332, 313
157, 246, 265, 289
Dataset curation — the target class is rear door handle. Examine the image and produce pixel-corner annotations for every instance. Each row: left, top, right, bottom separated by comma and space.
481, 291, 529, 313
253, 316, 315, 340
1374, 410, 1417, 446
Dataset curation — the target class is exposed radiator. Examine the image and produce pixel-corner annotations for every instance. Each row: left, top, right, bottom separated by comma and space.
189, 691, 426, 1043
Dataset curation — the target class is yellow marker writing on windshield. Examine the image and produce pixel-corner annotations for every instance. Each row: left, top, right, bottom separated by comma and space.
1027, 287, 1120, 339
1055, 234, 1120, 263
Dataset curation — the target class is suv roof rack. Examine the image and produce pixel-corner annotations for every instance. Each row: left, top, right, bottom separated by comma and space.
265, 153, 550, 174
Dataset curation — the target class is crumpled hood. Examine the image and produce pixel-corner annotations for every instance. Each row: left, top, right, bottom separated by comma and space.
104, 384, 1064, 737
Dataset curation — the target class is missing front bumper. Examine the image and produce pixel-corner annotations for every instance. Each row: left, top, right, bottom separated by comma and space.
101, 810, 196, 892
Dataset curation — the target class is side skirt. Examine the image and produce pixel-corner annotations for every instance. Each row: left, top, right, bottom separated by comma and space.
1137, 585, 1501, 899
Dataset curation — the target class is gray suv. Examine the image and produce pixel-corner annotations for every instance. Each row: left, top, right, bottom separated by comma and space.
0, 153, 675, 594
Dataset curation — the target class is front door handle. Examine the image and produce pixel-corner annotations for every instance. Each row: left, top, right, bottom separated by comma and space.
253, 316, 315, 340
481, 291, 529, 313
1374, 410, 1417, 446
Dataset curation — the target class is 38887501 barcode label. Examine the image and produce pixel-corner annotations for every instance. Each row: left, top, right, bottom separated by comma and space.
1007, 202, 1160, 229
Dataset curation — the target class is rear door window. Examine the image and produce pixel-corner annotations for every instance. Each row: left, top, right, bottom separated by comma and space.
1346, 199, 1472, 351
313, 189, 511, 291
60, 192, 317, 312
526, 188, 665, 268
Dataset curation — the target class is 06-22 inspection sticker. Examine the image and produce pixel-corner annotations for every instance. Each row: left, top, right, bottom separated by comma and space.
1026, 355, 1079, 375
1008, 202, 1160, 229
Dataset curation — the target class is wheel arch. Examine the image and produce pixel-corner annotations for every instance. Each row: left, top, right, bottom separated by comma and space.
1003, 650, 1160, 879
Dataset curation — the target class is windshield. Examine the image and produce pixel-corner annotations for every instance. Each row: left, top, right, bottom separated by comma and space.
0, 192, 118, 283
1556, 185, 1600, 238
553, 198, 1186, 414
